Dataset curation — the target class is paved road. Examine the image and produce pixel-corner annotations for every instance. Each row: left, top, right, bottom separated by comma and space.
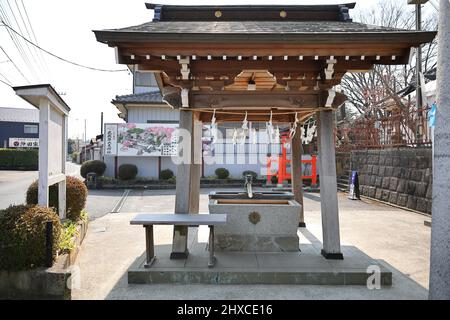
85, 189, 128, 220
0, 162, 81, 210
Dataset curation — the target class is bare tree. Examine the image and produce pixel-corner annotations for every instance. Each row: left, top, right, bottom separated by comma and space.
341, 0, 438, 116
337, 0, 438, 149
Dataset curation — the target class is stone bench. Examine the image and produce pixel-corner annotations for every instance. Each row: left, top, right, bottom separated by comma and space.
130, 214, 227, 268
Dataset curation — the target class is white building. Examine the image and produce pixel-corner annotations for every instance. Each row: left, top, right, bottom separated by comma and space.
104, 71, 312, 180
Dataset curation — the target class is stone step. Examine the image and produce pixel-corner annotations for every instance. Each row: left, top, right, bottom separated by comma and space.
128, 252, 392, 286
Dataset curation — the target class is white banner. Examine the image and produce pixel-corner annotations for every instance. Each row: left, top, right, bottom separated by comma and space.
104, 124, 118, 155
9, 137, 39, 148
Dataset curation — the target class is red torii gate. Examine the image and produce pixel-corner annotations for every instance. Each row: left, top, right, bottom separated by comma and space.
266, 133, 317, 186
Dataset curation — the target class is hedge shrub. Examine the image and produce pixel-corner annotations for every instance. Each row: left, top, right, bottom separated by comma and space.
271, 175, 278, 184
0, 205, 61, 270
118, 164, 138, 180
26, 176, 88, 221
0, 148, 38, 170
160, 169, 174, 180
215, 168, 230, 179
80, 160, 106, 178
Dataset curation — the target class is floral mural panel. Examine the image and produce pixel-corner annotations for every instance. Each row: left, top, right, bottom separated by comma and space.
114, 123, 178, 157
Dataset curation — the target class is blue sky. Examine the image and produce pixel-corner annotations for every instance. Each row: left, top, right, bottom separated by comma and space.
0, 0, 438, 139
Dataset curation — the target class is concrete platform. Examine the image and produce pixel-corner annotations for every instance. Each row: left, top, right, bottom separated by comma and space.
128, 230, 392, 286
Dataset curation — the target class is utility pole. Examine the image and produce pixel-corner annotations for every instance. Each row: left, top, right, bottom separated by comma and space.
416, 3, 424, 142
84, 119, 87, 163
429, 0, 450, 300
100, 112, 104, 135
408, 0, 428, 142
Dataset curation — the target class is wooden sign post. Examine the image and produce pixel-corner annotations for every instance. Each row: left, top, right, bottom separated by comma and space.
14, 84, 71, 219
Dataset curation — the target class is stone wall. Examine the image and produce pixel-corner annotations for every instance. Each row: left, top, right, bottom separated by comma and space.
336, 152, 351, 177
349, 148, 432, 214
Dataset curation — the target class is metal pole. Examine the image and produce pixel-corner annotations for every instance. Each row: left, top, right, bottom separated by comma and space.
100, 112, 104, 135
45, 221, 53, 267
84, 119, 87, 162
416, 4, 424, 143
429, 0, 450, 300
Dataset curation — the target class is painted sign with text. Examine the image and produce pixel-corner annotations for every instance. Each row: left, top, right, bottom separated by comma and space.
9, 137, 39, 148
104, 123, 178, 157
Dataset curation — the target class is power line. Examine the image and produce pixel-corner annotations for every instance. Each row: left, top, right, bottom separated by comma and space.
3, 0, 40, 80
13, 0, 48, 76
0, 69, 12, 83
0, 18, 129, 73
0, 2, 35, 81
19, 0, 49, 74
0, 77, 12, 87
0, 45, 30, 83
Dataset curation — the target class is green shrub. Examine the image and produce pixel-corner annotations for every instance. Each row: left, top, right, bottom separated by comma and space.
26, 176, 88, 221
0, 205, 61, 270
160, 169, 174, 180
167, 176, 176, 184
242, 170, 258, 181
271, 175, 278, 184
118, 164, 138, 180
215, 168, 230, 179
71, 152, 79, 163
59, 220, 79, 254
80, 160, 106, 178
0, 149, 38, 170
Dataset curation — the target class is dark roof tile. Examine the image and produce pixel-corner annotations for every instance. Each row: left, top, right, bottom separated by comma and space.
112, 91, 164, 104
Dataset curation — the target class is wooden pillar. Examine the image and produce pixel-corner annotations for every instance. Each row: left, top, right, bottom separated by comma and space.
291, 124, 305, 227
317, 110, 343, 260
171, 110, 202, 259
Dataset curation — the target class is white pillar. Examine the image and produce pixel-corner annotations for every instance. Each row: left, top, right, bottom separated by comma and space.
58, 115, 68, 219
38, 99, 50, 207
171, 110, 201, 259
292, 124, 305, 227
429, 0, 450, 300
317, 110, 343, 259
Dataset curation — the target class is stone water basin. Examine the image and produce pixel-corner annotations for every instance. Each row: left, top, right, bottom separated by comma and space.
209, 198, 301, 252
209, 191, 294, 200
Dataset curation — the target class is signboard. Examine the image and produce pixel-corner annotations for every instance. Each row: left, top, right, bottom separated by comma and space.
105, 124, 118, 155
105, 123, 178, 157
9, 137, 39, 148
13, 84, 70, 220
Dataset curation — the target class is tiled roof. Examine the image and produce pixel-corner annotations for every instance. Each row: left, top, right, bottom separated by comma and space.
95, 3, 436, 45
115, 21, 405, 35
112, 91, 165, 105
0, 107, 39, 123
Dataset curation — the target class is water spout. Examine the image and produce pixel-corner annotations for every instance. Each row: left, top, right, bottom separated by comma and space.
245, 174, 254, 199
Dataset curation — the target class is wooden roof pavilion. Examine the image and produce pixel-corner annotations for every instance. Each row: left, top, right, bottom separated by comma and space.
94, 3, 436, 260
94, 3, 435, 124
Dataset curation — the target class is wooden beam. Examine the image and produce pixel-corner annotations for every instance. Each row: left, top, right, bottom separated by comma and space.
183, 90, 347, 110
118, 42, 411, 59
133, 57, 375, 75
